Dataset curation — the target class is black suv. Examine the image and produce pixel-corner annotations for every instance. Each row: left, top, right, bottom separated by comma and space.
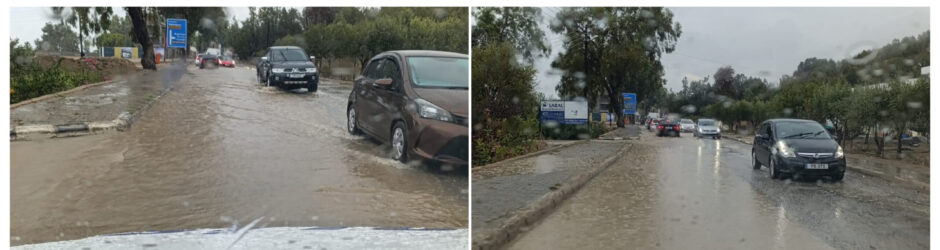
257, 46, 318, 92
752, 119, 846, 181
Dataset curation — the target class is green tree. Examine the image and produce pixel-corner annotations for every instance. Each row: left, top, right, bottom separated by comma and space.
34, 22, 79, 53
472, 42, 541, 165
51, 7, 113, 57
95, 33, 130, 48
551, 7, 681, 127
472, 7, 549, 62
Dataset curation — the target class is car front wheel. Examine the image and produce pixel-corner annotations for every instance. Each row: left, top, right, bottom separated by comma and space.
769, 158, 781, 179
752, 151, 761, 169
832, 172, 845, 182
308, 82, 318, 93
347, 106, 361, 135
391, 122, 408, 163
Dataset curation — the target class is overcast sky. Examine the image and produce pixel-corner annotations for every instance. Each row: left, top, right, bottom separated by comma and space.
9, 7, 261, 44
534, 7, 930, 98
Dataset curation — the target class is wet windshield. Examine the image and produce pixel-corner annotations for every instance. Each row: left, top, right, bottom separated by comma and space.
471, 6, 928, 250
272, 49, 308, 61
775, 121, 832, 139
10, 6, 470, 249
407, 57, 469, 88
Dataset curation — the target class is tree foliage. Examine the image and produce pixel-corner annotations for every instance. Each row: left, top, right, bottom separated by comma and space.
551, 7, 681, 128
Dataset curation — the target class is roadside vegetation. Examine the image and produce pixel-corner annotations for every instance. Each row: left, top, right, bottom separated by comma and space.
224, 7, 468, 80
652, 31, 929, 160
472, 7, 678, 166
10, 39, 104, 103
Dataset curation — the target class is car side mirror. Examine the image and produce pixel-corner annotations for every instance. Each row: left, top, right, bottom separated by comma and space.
374, 78, 393, 88
310, 56, 316, 61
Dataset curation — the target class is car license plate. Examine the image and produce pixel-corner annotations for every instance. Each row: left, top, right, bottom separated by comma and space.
806, 163, 828, 169
289, 74, 305, 78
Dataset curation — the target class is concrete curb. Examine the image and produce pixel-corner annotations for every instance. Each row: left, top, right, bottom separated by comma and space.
10, 85, 173, 140
721, 135, 929, 189
10, 80, 116, 109
472, 142, 632, 250
472, 140, 589, 172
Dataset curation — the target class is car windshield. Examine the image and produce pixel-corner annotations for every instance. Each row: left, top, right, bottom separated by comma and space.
272, 49, 308, 61
698, 120, 715, 126
775, 121, 832, 139
680, 119, 693, 124
407, 56, 468, 88
222, 56, 232, 60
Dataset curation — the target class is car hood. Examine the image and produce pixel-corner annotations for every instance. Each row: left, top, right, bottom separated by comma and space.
780, 138, 839, 153
413, 88, 468, 117
272, 61, 314, 68
698, 125, 718, 130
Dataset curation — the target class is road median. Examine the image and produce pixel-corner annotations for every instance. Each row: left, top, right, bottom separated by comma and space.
472, 126, 638, 250
10, 65, 182, 140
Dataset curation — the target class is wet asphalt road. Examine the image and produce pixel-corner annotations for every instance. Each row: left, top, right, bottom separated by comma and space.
11, 65, 468, 245
506, 130, 928, 250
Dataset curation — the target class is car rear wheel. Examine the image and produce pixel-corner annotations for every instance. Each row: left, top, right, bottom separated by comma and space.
391, 122, 408, 163
752, 151, 761, 169
347, 106, 361, 135
266, 75, 273, 87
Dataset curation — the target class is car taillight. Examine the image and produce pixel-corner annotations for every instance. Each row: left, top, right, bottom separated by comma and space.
674, 125, 680, 131
658, 125, 664, 130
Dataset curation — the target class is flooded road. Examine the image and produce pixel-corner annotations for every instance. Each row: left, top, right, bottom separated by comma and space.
11, 65, 468, 245
506, 130, 928, 250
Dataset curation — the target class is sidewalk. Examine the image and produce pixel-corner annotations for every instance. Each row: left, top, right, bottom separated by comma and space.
10, 63, 187, 139
471, 126, 639, 250
722, 132, 929, 189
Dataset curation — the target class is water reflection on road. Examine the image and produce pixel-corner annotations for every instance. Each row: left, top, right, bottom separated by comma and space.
11, 66, 467, 246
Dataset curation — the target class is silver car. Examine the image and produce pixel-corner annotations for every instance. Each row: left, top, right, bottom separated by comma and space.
695, 118, 721, 139
679, 119, 696, 132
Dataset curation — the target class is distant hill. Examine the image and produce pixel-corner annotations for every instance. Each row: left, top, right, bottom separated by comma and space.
781, 30, 929, 87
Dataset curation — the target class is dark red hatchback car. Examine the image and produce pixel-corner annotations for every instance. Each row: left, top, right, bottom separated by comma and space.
347, 50, 469, 166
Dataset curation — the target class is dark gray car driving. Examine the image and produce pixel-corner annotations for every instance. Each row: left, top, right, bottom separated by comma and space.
751, 119, 846, 181
257, 46, 319, 92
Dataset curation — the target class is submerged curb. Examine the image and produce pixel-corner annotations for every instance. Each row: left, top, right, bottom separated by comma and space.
473, 141, 632, 250
721, 135, 929, 189
11, 85, 173, 140
10, 80, 117, 110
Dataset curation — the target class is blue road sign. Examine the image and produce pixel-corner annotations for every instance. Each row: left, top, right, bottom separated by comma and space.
623, 93, 637, 115
166, 19, 187, 49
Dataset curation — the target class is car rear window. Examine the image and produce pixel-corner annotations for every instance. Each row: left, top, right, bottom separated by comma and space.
406, 56, 468, 89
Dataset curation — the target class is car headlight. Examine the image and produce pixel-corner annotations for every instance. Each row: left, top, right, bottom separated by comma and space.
836, 145, 844, 159
271, 68, 286, 73
775, 141, 796, 158
415, 98, 453, 122
305, 68, 317, 73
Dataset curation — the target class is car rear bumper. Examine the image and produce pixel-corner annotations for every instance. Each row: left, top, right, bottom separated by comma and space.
410, 119, 468, 166
774, 155, 846, 176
